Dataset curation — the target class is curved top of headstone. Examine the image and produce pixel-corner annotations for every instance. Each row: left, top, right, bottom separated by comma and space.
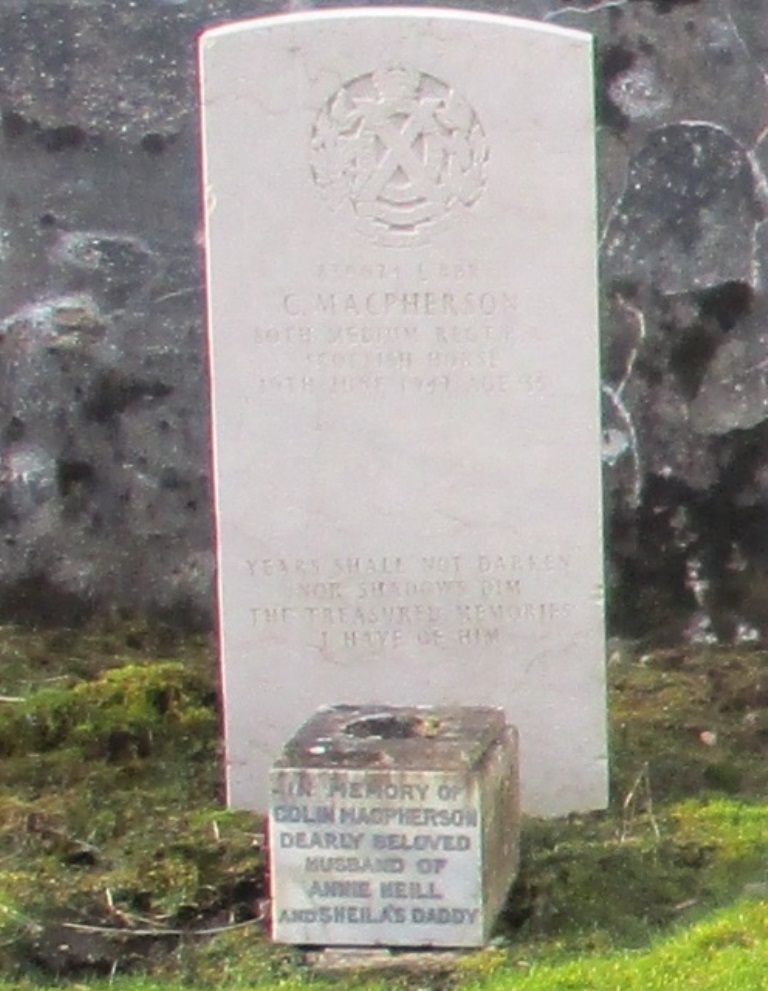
200, 10, 592, 247
200, 7, 591, 45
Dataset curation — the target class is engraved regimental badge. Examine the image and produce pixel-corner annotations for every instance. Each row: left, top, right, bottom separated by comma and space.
310, 65, 488, 246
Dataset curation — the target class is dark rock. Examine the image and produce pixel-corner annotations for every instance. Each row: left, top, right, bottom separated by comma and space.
1, 0, 768, 640
603, 123, 763, 294
690, 299, 768, 435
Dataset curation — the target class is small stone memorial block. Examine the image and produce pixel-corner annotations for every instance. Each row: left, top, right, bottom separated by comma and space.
270, 705, 519, 947
200, 9, 606, 816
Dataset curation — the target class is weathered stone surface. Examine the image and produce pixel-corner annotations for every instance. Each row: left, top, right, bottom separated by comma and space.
0, 0, 278, 624
305, 947, 465, 979
690, 300, 768, 436
201, 9, 606, 817
603, 124, 763, 294
1, 0, 768, 648
270, 705, 519, 947
0, 0, 269, 140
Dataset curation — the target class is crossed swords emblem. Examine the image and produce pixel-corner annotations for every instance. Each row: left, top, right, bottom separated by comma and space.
311, 67, 488, 244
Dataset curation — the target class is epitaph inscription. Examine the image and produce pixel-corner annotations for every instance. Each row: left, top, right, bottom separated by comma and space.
272, 769, 484, 943
200, 9, 607, 816
248, 552, 573, 654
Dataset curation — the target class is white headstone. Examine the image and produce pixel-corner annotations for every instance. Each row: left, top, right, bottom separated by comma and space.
200, 8, 607, 817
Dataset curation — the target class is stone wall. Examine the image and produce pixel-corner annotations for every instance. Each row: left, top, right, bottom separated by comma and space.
1, 0, 767, 641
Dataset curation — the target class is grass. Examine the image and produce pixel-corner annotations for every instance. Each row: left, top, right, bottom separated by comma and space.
1, 902, 768, 990
469, 901, 768, 991
0, 626, 767, 990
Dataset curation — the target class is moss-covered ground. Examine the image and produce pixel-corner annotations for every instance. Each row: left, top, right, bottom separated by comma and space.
0, 626, 767, 990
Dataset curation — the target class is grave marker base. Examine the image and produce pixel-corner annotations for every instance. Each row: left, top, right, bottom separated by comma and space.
270, 704, 519, 947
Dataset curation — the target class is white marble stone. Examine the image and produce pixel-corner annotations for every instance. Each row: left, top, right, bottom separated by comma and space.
200, 8, 606, 816
269, 705, 519, 947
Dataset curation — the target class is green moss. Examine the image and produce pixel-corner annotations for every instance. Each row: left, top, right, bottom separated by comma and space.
1, 630, 768, 989
171, 927, 305, 987
0, 622, 212, 695
609, 647, 768, 803
0, 661, 217, 767
467, 902, 768, 991
6, 904, 768, 991
0, 642, 260, 978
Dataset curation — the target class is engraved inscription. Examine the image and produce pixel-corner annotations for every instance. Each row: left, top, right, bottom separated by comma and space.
246, 552, 574, 654
271, 771, 483, 937
253, 268, 546, 399
310, 66, 488, 245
